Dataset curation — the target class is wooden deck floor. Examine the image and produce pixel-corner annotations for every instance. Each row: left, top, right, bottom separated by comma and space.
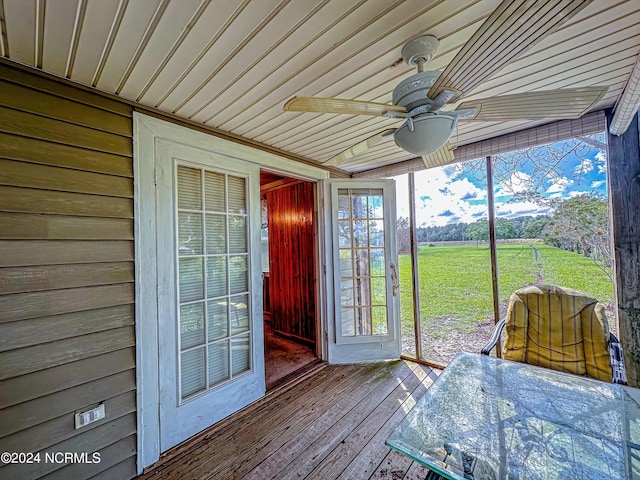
138, 360, 441, 480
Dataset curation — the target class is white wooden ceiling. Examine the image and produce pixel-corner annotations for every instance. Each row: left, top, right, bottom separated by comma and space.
1, 0, 639, 174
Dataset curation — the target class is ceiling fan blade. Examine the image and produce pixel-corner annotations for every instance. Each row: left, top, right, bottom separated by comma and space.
428, 0, 590, 101
284, 96, 405, 116
324, 128, 396, 166
456, 87, 607, 121
422, 142, 455, 169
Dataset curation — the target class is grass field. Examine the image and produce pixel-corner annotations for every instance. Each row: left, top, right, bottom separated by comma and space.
398, 242, 615, 362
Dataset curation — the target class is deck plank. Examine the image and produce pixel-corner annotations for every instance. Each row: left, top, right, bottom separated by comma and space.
244, 361, 420, 480
336, 367, 440, 480
225, 361, 414, 480
141, 363, 360, 479
370, 450, 414, 480
301, 365, 433, 480
137, 360, 439, 480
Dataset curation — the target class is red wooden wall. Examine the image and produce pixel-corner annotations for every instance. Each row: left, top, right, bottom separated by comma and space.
265, 181, 316, 344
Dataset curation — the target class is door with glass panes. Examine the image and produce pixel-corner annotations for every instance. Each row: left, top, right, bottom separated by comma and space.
155, 139, 264, 452
328, 179, 401, 363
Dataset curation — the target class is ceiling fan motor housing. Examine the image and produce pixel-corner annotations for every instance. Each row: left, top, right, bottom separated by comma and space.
394, 113, 457, 156
392, 71, 441, 111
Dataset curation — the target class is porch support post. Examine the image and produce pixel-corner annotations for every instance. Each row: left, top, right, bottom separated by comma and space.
408, 172, 423, 360
606, 109, 640, 387
486, 155, 502, 357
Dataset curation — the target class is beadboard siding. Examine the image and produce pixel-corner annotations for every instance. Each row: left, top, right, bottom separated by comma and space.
0, 62, 136, 479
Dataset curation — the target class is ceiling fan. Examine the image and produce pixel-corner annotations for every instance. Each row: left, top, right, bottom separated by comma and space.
283, 0, 607, 169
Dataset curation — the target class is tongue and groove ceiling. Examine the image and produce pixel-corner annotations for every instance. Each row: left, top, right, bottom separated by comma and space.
0, 0, 638, 174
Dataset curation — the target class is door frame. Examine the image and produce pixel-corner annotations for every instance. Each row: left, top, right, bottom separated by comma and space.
133, 113, 329, 473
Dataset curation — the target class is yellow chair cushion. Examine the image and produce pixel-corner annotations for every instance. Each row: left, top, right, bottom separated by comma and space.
501, 285, 612, 382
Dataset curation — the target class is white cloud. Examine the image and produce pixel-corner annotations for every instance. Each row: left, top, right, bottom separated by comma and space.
568, 190, 591, 198
594, 151, 608, 174
591, 180, 605, 189
496, 171, 534, 195
574, 159, 594, 175
546, 176, 574, 193
393, 168, 489, 227
495, 200, 551, 218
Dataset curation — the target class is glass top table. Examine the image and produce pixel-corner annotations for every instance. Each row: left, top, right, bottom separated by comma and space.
386, 351, 640, 479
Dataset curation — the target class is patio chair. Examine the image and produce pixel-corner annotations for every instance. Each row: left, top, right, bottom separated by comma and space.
481, 284, 627, 384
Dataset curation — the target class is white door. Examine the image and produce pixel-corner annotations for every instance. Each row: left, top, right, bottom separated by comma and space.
327, 179, 401, 363
155, 139, 264, 451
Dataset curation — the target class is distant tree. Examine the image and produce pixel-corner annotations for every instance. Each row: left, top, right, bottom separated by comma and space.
465, 218, 519, 244
495, 218, 518, 239
510, 215, 544, 238
522, 217, 549, 239
456, 134, 611, 269
397, 216, 410, 253
466, 219, 489, 243
542, 194, 612, 278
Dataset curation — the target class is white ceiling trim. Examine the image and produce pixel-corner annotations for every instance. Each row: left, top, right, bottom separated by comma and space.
610, 48, 640, 135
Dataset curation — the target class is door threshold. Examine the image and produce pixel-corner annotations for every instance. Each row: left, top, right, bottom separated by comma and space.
266, 359, 326, 393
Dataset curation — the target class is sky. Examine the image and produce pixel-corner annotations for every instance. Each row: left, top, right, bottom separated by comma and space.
393, 138, 608, 227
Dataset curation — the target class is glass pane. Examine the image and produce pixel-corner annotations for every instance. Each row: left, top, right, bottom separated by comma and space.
355, 307, 372, 335
354, 277, 371, 307
207, 300, 228, 340
339, 249, 353, 277
341, 308, 354, 336
229, 216, 247, 253
371, 306, 388, 335
229, 256, 248, 294
206, 256, 227, 298
335, 187, 390, 340
206, 214, 227, 254
338, 220, 351, 248
353, 220, 368, 247
176, 165, 254, 397
204, 171, 225, 212
179, 258, 204, 302
353, 249, 370, 277
369, 220, 384, 247
228, 175, 246, 214
369, 248, 385, 274
208, 339, 229, 387
230, 294, 249, 334
178, 213, 203, 255
337, 193, 350, 219
340, 279, 354, 307
351, 195, 367, 218
181, 348, 205, 398
231, 333, 250, 375
370, 277, 386, 306
177, 166, 202, 210
368, 195, 384, 218
180, 303, 204, 350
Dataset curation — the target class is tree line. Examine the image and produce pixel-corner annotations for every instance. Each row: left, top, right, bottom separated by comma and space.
397, 193, 611, 277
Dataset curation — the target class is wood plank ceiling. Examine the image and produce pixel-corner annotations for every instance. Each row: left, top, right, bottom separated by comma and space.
0, 0, 639, 174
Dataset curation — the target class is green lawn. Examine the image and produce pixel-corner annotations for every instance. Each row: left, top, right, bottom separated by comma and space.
398, 242, 614, 341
